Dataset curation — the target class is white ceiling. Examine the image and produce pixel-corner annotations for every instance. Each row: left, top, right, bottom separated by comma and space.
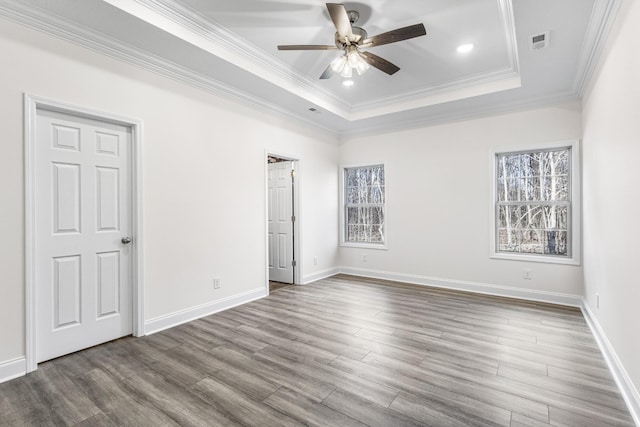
0, 0, 618, 138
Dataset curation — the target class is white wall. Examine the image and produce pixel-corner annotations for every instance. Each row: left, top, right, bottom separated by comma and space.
339, 103, 584, 299
0, 17, 339, 364
582, 0, 640, 415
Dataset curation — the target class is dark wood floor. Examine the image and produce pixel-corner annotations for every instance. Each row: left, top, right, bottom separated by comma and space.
0, 275, 634, 426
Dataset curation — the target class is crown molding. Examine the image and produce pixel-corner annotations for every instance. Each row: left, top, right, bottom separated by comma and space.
339, 91, 580, 141
105, 0, 351, 116
350, 68, 521, 118
573, 0, 624, 97
136, 0, 345, 107
0, 0, 340, 138
499, 0, 520, 74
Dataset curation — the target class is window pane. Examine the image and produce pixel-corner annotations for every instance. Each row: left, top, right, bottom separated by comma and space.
541, 149, 569, 176
349, 225, 371, 242
511, 204, 528, 228
528, 152, 542, 177
542, 230, 568, 255
370, 165, 384, 185
346, 207, 358, 225
541, 176, 569, 201
519, 229, 544, 254
347, 185, 368, 204
369, 206, 384, 225
500, 204, 564, 229
525, 177, 541, 201
347, 225, 358, 242
498, 229, 518, 252
346, 169, 357, 187
541, 205, 568, 230
370, 185, 385, 204
370, 226, 384, 243
525, 205, 545, 228
498, 229, 545, 254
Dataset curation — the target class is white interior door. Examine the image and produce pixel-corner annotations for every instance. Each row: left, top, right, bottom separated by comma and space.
268, 161, 294, 283
35, 108, 133, 363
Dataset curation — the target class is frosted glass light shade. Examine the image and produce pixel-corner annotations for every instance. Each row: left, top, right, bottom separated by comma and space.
330, 55, 347, 73
330, 50, 369, 78
349, 52, 370, 75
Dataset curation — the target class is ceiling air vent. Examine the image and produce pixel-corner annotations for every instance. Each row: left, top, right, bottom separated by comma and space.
530, 32, 549, 50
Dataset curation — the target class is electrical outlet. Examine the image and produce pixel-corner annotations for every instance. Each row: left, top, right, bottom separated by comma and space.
314, 256, 318, 266
523, 269, 532, 280
213, 277, 221, 289
362, 254, 367, 262
596, 293, 600, 309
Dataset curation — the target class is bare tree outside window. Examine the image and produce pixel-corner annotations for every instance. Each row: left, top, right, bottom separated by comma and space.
344, 165, 385, 244
496, 148, 571, 256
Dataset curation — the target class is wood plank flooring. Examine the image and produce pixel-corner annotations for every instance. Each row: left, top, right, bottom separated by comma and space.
0, 275, 634, 426
269, 281, 292, 292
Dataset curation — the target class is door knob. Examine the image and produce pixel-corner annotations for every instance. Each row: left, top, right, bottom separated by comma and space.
121, 236, 132, 244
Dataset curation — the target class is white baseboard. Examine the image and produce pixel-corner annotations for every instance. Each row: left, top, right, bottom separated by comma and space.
338, 267, 583, 307
0, 357, 26, 384
581, 301, 640, 426
144, 287, 267, 335
303, 267, 341, 284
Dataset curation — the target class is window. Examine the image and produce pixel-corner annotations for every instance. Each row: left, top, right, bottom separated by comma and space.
342, 164, 385, 246
492, 141, 580, 264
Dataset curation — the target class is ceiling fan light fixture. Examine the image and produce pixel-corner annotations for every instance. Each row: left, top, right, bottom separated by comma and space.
342, 79, 354, 87
348, 50, 370, 75
340, 64, 353, 78
278, 4, 426, 80
330, 55, 347, 73
330, 48, 369, 78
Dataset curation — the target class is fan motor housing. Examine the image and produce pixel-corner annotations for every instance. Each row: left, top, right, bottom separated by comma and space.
335, 27, 368, 48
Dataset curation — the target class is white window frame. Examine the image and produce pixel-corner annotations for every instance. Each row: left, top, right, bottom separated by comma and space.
490, 140, 581, 265
340, 163, 388, 249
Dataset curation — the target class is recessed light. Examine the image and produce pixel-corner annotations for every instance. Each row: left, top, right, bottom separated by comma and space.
457, 43, 474, 54
342, 79, 354, 88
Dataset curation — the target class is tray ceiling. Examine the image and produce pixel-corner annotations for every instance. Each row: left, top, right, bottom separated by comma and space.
0, 0, 619, 137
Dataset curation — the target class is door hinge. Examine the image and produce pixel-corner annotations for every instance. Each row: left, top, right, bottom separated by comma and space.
292, 260, 297, 267
291, 215, 296, 222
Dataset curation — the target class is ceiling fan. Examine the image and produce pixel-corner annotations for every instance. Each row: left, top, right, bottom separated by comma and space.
277, 3, 426, 80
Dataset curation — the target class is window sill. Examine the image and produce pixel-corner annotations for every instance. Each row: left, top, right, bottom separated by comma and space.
340, 242, 388, 250
490, 252, 580, 266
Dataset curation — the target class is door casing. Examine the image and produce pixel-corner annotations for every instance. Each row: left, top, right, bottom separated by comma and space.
265, 151, 301, 289
268, 160, 295, 283
24, 94, 145, 372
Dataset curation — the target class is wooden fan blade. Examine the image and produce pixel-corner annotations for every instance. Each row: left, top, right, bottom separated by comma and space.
326, 3, 353, 39
361, 23, 426, 47
359, 51, 400, 75
278, 45, 338, 50
319, 64, 334, 79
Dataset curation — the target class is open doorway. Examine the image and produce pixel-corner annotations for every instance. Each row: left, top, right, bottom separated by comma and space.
266, 154, 300, 293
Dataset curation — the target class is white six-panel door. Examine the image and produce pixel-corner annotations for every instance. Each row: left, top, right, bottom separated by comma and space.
268, 161, 294, 284
35, 108, 132, 363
